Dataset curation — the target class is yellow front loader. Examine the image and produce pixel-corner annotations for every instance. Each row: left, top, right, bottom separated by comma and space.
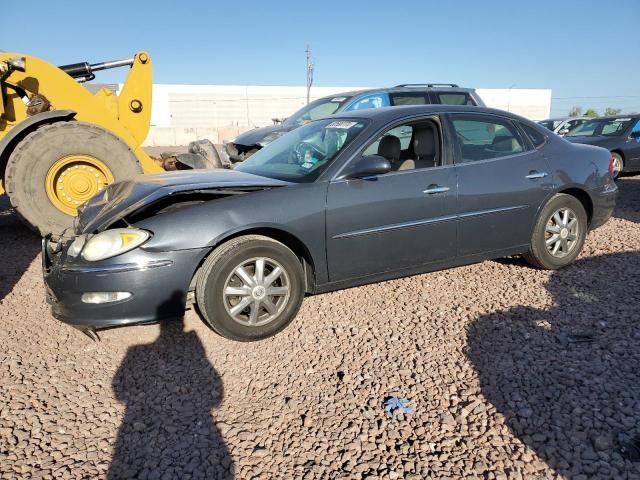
0, 51, 164, 236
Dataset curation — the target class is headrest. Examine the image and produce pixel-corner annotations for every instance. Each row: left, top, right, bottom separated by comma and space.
492, 135, 519, 152
377, 135, 401, 161
414, 127, 436, 157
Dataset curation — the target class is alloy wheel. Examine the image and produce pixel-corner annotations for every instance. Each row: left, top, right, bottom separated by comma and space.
222, 257, 291, 327
545, 207, 579, 258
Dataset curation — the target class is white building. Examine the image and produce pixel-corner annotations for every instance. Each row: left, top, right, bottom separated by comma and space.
135, 84, 551, 146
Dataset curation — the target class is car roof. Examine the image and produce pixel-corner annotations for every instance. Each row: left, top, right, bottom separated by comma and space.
319, 85, 478, 101
324, 104, 526, 122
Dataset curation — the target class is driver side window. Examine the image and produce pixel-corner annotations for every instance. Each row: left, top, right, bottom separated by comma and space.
362, 119, 441, 171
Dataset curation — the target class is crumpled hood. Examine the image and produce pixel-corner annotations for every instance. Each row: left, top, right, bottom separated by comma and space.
75, 170, 290, 234
231, 124, 297, 147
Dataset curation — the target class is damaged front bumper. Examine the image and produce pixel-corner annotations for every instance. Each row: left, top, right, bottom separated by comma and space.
42, 236, 208, 332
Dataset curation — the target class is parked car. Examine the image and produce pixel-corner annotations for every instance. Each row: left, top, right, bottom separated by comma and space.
538, 117, 590, 136
224, 84, 485, 162
564, 115, 640, 179
43, 105, 617, 341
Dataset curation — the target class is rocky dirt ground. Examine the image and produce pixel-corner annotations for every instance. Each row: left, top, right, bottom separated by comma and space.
1, 178, 639, 480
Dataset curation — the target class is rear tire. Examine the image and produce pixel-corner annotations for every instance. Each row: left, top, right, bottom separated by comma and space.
195, 235, 305, 341
611, 152, 624, 180
523, 193, 587, 270
5, 121, 142, 237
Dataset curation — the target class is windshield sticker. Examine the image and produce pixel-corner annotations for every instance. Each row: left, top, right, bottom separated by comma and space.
300, 162, 314, 170
615, 118, 631, 122
326, 121, 358, 129
331, 97, 347, 102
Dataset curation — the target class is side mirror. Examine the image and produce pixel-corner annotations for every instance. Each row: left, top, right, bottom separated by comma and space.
558, 128, 570, 136
346, 155, 392, 179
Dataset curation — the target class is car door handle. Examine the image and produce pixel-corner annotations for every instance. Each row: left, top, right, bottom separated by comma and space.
525, 171, 549, 179
423, 185, 450, 194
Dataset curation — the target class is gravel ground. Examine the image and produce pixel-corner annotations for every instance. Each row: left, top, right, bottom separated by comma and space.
1, 178, 639, 480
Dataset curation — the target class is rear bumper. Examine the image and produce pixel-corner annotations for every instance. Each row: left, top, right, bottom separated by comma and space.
43, 237, 208, 330
589, 182, 618, 230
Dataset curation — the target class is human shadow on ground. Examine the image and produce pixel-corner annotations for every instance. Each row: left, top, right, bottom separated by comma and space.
108, 301, 233, 479
0, 197, 40, 301
467, 252, 640, 479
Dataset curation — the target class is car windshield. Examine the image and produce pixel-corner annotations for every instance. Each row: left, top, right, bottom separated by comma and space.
234, 119, 366, 182
283, 96, 351, 126
566, 118, 632, 137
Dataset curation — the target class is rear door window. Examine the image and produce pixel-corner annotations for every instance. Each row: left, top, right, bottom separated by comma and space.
434, 92, 475, 105
450, 114, 525, 163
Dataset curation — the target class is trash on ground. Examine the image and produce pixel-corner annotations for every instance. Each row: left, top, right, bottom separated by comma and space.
384, 397, 413, 417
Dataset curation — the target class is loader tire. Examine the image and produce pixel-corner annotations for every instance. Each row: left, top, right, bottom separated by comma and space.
5, 121, 143, 237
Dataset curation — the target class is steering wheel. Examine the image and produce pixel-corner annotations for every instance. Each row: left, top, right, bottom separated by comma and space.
293, 141, 325, 165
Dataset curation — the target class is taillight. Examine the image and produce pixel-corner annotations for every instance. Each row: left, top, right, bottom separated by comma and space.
608, 156, 615, 177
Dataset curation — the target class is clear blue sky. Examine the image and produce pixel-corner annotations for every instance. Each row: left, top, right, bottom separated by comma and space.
4, 0, 639, 117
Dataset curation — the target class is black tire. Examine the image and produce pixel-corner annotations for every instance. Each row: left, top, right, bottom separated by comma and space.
5, 121, 143, 237
524, 193, 587, 270
611, 152, 624, 180
195, 235, 305, 341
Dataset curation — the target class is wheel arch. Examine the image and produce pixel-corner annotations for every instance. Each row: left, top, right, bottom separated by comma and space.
193, 226, 317, 293
0, 110, 76, 190
557, 187, 594, 226
610, 149, 625, 159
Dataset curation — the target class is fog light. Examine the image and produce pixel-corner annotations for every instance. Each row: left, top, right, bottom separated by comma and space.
81, 292, 132, 304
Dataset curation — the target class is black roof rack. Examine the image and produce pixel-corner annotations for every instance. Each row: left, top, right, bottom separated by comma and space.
394, 83, 460, 88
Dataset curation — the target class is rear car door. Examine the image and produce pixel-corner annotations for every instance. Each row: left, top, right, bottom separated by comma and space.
325, 116, 457, 282
447, 113, 554, 257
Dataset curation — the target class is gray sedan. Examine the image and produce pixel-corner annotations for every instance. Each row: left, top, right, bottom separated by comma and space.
43, 106, 617, 341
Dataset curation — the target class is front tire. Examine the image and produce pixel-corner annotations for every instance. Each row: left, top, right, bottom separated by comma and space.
195, 235, 305, 341
524, 194, 587, 270
611, 152, 624, 180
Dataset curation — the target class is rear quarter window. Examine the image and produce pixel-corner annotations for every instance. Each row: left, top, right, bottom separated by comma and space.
519, 122, 547, 148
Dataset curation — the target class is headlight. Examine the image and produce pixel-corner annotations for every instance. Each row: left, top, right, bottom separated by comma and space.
67, 235, 87, 258
257, 131, 285, 147
81, 228, 150, 262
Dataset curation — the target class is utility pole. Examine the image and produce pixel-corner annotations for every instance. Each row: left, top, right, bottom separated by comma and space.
306, 45, 314, 104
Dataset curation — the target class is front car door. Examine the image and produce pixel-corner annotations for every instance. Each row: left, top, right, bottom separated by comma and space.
343, 92, 391, 112
325, 116, 457, 283
447, 112, 555, 257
